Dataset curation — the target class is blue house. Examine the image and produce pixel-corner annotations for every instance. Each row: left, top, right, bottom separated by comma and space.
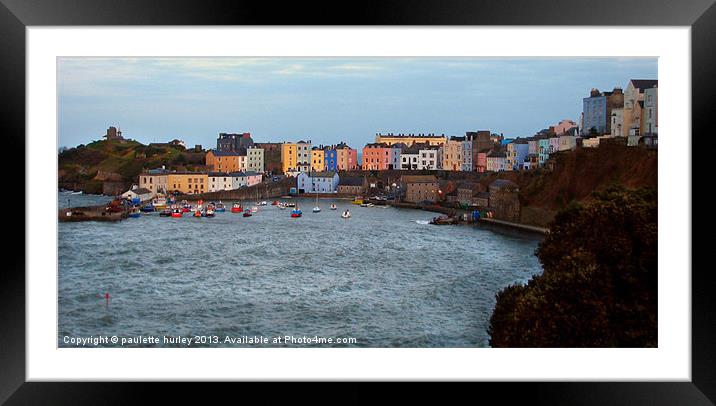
324, 149, 338, 172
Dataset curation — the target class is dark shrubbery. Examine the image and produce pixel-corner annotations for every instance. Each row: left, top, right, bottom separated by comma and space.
488, 186, 657, 347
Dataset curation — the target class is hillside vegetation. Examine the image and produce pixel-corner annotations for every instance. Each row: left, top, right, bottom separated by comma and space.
480, 144, 657, 226
489, 186, 658, 347
58, 139, 206, 194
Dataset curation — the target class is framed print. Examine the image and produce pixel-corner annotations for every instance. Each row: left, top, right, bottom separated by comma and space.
2, 0, 712, 403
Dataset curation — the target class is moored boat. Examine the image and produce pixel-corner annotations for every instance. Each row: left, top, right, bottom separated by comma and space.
193, 209, 202, 217
330, 203, 337, 210
271, 200, 280, 206
141, 203, 155, 212
291, 208, 302, 218
159, 208, 172, 217
243, 211, 252, 217
312, 192, 321, 213
153, 195, 168, 210
250, 206, 258, 213
341, 209, 351, 219
129, 206, 141, 218
214, 201, 226, 212
170, 208, 183, 218
352, 197, 364, 205
231, 202, 243, 213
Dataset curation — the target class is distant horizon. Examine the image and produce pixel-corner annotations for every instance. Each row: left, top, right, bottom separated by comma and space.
58, 57, 657, 149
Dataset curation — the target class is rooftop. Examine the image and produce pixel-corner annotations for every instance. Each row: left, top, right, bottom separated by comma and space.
209, 149, 247, 156
401, 175, 438, 184
305, 171, 338, 178
630, 79, 658, 92
339, 177, 364, 186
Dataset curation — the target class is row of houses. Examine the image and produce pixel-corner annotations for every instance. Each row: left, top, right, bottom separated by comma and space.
281, 141, 360, 175
137, 168, 262, 196
203, 78, 657, 178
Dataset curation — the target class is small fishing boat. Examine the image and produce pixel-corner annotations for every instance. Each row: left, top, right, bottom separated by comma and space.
271, 200, 280, 206
243, 211, 252, 217
352, 197, 364, 205
129, 206, 141, 218
360, 203, 374, 207
330, 203, 337, 210
205, 207, 215, 217
159, 208, 172, 217
153, 195, 168, 210
278, 203, 286, 210
231, 202, 243, 213
429, 215, 458, 225
285, 202, 296, 207
214, 201, 226, 212
141, 203, 155, 212
170, 208, 183, 218
259, 201, 268, 206
291, 208, 302, 218
193, 209, 202, 218
250, 206, 258, 213
341, 210, 351, 219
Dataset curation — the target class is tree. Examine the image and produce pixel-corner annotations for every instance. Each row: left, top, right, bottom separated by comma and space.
488, 186, 657, 347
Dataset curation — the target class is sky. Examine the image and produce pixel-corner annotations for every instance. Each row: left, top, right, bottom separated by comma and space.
58, 57, 657, 149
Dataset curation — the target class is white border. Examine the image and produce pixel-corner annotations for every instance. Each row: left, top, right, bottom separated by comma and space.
27, 27, 690, 381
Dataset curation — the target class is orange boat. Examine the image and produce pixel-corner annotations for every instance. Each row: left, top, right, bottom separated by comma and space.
231, 202, 243, 213
170, 209, 183, 218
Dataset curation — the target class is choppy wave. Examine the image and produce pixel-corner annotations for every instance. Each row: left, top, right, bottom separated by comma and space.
58, 194, 543, 347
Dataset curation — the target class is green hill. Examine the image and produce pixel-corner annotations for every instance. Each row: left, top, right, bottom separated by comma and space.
58, 139, 206, 194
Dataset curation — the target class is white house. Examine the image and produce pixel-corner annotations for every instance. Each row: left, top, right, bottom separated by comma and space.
121, 186, 153, 202
417, 147, 440, 170
297, 171, 340, 193
208, 172, 234, 192
229, 171, 262, 189
246, 146, 264, 173
400, 147, 419, 170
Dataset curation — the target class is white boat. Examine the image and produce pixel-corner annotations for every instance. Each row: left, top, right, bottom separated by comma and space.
312, 192, 320, 213
341, 210, 351, 219
259, 201, 267, 206
250, 206, 258, 213
330, 203, 337, 210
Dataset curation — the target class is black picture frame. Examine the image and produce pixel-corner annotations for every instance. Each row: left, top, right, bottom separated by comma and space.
0, 0, 710, 403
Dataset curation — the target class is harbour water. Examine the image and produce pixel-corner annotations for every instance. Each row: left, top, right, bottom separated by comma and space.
58, 192, 544, 347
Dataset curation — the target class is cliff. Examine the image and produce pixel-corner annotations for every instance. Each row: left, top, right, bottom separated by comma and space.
480, 144, 658, 227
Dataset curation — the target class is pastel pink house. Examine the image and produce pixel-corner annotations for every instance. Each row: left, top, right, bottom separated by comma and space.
554, 119, 578, 135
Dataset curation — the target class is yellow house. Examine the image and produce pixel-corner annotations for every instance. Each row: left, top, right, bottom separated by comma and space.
281, 143, 297, 174
310, 148, 325, 172
375, 133, 446, 147
167, 172, 209, 194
